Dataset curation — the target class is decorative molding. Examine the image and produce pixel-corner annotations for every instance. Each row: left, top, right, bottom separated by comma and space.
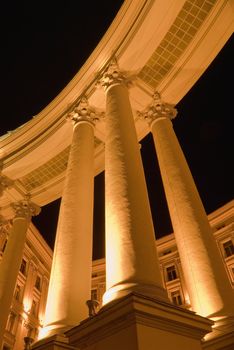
0, 215, 11, 236
11, 197, 41, 220
98, 58, 134, 91
0, 174, 14, 196
138, 91, 177, 125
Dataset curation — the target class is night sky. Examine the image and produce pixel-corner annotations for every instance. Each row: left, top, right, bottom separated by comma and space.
0, 2, 233, 259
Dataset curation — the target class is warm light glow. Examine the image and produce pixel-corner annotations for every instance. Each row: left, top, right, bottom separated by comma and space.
23, 298, 31, 315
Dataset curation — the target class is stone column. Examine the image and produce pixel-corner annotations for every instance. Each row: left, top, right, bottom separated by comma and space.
101, 60, 168, 306
41, 97, 101, 338
0, 198, 40, 345
140, 92, 234, 319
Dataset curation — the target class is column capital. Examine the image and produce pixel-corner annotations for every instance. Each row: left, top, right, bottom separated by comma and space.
0, 174, 14, 197
138, 91, 177, 126
98, 58, 133, 91
66, 97, 104, 126
11, 197, 41, 220
0, 215, 11, 236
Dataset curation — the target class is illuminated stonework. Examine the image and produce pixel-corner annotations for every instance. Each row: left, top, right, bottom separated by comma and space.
0, 175, 13, 197
0, 1, 233, 349
66, 97, 104, 126
138, 0, 217, 88
1, 223, 52, 350
11, 199, 41, 221
1, 201, 233, 350
138, 91, 177, 124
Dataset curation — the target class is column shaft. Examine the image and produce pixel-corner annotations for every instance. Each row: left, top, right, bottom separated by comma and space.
151, 117, 234, 318
42, 121, 94, 336
104, 82, 168, 305
0, 217, 29, 344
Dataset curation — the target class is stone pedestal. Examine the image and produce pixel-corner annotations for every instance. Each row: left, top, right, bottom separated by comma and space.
32, 334, 76, 350
202, 317, 234, 350
64, 293, 212, 350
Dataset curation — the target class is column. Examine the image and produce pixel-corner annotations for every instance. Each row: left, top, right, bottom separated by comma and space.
101, 60, 168, 305
41, 97, 100, 338
0, 198, 40, 345
141, 92, 234, 319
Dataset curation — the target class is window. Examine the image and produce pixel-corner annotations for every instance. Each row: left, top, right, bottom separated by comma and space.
2, 239, 7, 253
171, 290, 183, 306
3, 345, 11, 350
162, 249, 172, 256
20, 259, 27, 275
35, 276, 41, 291
223, 240, 234, 258
166, 265, 177, 281
6, 313, 16, 333
27, 326, 34, 338
14, 285, 21, 301
31, 300, 38, 317
91, 289, 98, 301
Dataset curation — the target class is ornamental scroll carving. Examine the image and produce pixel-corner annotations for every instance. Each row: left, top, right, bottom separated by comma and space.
11, 198, 41, 220
138, 91, 177, 125
0, 174, 13, 197
98, 58, 134, 90
66, 97, 104, 125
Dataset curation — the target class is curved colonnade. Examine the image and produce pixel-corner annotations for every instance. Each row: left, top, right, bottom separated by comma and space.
0, 0, 233, 348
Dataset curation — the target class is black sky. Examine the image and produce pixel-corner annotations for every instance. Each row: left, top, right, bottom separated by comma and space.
0, 2, 233, 259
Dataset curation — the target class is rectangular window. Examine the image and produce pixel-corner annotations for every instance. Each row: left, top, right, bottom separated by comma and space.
171, 290, 182, 306
6, 313, 16, 333
20, 259, 27, 275
166, 265, 177, 281
3, 345, 11, 350
35, 276, 41, 291
223, 240, 234, 258
31, 300, 38, 317
27, 326, 34, 338
2, 239, 8, 253
14, 285, 21, 301
91, 289, 98, 301
163, 249, 172, 255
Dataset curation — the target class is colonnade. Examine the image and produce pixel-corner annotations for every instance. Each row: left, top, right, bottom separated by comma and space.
1, 60, 233, 342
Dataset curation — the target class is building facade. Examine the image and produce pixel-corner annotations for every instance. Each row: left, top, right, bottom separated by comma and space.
0, 223, 52, 350
1, 200, 233, 350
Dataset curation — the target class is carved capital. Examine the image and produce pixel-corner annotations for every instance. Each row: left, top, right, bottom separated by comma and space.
138, 91, 177, 126
66, 97, 104, 126
11, 198, 41, 220
0, 215, 11, 235
0, 174, 13, 196
98, 58, 133, 90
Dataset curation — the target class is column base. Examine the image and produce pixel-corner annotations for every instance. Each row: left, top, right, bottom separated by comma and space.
39, 324, 73, 340
64, 292, 212, 350
32, 334, 76, 350
102, 282, 169, 305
